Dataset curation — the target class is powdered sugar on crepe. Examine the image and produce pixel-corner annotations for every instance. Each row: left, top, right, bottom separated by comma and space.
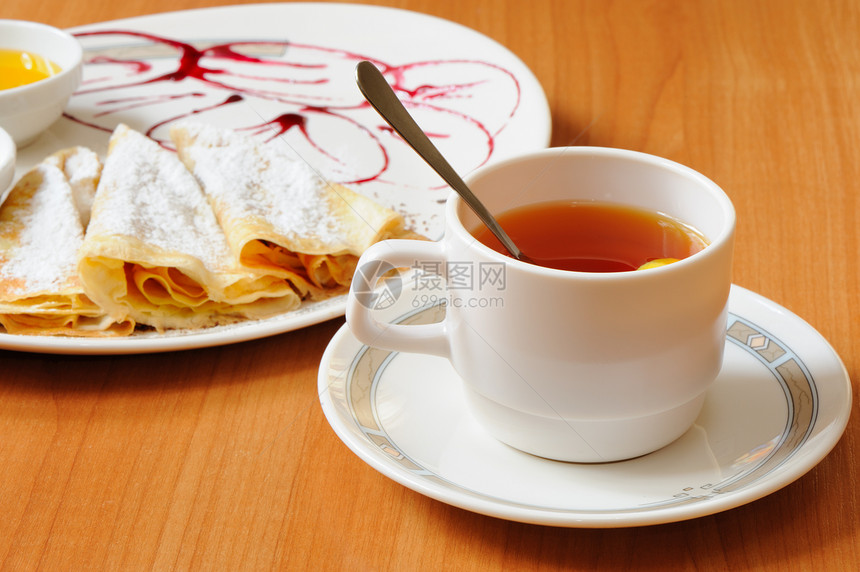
0, 164, 84, 294
89, 126, 235, 272
43, 146, 101, 228
173, 123, 348, 245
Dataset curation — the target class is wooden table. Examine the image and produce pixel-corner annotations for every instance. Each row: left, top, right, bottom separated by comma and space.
1, 1, 857, 569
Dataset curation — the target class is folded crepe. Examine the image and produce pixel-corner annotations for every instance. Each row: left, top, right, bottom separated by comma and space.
77, 124, 297, 331
42, 145, 101, 228
0, 155, 134, 336
171, 122, 418, 300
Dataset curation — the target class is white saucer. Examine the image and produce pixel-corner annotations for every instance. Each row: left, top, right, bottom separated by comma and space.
318, 285, 852, 527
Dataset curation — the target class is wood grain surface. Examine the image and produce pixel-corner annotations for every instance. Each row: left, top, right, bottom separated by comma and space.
0, 1, 856, 570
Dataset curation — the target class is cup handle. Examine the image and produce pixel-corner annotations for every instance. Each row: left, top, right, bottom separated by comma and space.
346, 239, 450, 358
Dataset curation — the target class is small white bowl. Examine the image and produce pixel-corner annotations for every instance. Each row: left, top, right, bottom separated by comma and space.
0, 20, 83, 148
0, 126, 14, 198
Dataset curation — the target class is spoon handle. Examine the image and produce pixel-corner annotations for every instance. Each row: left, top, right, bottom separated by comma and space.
355, 61, 525, 261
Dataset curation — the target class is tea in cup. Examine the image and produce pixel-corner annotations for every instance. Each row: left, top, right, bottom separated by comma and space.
347, 147, 735, 462
472, 199, 709, 272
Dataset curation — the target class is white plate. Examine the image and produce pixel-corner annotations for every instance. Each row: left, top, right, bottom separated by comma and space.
6, 3, 551, 354
318, 284, 852, 527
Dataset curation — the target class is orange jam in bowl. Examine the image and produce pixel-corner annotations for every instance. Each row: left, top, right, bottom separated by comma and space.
0, 48, 61, 90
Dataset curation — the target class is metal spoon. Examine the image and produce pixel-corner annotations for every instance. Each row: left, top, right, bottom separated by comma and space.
354, 60, 528, 262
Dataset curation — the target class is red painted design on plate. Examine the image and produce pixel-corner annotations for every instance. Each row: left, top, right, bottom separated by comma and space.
66, 30, 522, 189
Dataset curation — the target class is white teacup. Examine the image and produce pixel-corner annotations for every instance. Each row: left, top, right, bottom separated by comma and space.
346, 147, 735, 462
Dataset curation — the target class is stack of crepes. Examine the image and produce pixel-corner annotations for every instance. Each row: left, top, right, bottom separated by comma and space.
69, 122, 415, 334
0, 147, 134, 336
0, 123, 416, 336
